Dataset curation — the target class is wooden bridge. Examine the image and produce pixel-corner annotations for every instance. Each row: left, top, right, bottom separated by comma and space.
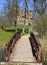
5, 31, 41, 63
9, 35, 37, 62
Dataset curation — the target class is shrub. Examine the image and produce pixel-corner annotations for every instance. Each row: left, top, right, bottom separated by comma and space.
33, 14, 47, 38
24, 28, 28, 33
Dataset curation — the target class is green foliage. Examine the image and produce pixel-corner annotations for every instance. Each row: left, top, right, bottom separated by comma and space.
0, 28, 13, 47
0, 25, 29, 47
38, 37, 47, 64
33, 14, 47, 37
16, 25, 29, 33
24, 26, 28, 33
16, 25, 23, 30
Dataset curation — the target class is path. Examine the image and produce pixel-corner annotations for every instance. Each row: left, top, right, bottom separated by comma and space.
9, 35, 42, 65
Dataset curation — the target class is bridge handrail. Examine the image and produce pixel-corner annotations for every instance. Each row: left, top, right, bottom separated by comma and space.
29, 32, 41, 61
5, 31, 21, 61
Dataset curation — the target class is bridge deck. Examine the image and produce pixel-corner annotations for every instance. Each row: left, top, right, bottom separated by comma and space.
9, 35, 37, 62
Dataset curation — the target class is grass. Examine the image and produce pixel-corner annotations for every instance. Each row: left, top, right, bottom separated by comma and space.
38, 37, 47, 62
4, 25, 29, 30
21, 32, 28, 36
38, 37, 47, 49
0, 25, 29, 47
0, 28, 13, 47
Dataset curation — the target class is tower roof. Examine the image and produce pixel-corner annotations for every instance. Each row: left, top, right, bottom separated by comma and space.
13, 0, 16, 2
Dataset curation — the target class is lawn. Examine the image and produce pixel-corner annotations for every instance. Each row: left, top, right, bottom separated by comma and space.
4, 24, 29, 30
0, 28, 13, 48
0, 25, 29, 47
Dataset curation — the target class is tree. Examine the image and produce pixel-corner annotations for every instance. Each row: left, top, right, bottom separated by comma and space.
4, 0, 19, 30
0, 12, 5, 28
5, 0, 13, 25
22, 0, 29, 33
12, 0, 19, 30
33, 0, 47, 38
0, 14, 2, 27
33, 13, 47, 38
33, 0, 47, 17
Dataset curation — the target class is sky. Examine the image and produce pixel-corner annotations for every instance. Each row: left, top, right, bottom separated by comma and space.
0, 0, 6, 11
18, 0, 34, 10
0, 0, 34, 12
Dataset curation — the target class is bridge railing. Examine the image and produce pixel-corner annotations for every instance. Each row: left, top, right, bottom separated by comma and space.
29, 32, 41, 62
5, 31, 21, 61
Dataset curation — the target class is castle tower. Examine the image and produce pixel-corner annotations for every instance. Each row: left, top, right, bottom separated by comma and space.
13, 0, 17, 3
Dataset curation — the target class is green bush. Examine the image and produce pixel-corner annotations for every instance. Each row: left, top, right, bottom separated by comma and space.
33, 14, 47, 38
24, 28, 28, 33
17, 28, 22, 33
